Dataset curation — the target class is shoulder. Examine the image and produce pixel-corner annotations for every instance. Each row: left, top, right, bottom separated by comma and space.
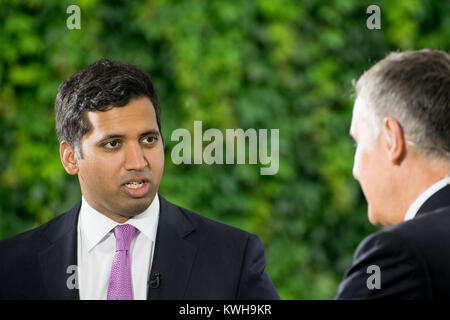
349, 225, 420, 280
356, 205, 450, 257
362, 205, 450, 255
160, 196, 263, 256
336, 226, 429, 299
162, 196, 254, 240
159, 197, 279, 299
0, 220, 50, 255
336, 209, 450, 299
0, 203, 79, 262
353, 224, 410, 261
0, 212, 64, 292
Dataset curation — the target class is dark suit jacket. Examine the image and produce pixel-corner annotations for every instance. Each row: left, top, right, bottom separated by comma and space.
336, 184, 450, 299
0, 194, 279, 300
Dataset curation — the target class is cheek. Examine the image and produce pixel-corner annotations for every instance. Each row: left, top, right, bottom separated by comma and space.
353, 147, 375, 195
79, 156, 120, 185
148, 149, 165, 173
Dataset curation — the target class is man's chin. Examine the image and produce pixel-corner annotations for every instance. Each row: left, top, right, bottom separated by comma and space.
368, 208, 394, 227
119, 197, 153, 216
367, 207, 382, 226
109, 191, 151, 215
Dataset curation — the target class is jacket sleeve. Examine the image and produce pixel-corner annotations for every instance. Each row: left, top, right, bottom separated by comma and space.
335, 229, 432, 299
236, 234, 280, 300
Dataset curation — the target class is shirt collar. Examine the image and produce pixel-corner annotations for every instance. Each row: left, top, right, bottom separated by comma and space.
79, 193, 160, 252
404, 176, 450, 222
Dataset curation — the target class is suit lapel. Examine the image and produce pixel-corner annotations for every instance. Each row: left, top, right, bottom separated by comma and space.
36, 197, 198, 300
147, 195, 197, 300
38, 202, 80, 300
416, 184, 450, 217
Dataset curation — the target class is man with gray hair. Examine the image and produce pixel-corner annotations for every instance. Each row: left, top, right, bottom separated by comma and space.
336, 49, 450, 299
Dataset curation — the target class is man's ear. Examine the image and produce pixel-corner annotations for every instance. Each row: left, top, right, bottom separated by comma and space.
382, 117, 406, 164
60, 141, 79, 175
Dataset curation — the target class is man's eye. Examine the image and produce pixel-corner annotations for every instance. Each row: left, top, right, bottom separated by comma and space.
143, 136, 157, 144
105, 140, 120, 148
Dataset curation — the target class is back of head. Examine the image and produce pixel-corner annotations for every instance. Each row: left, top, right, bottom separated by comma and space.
355, 49, 450, 162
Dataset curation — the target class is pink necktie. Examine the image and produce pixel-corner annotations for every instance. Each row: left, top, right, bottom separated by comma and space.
107, 224, 138, 300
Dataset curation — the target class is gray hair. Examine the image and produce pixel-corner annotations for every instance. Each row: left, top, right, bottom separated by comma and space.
354, 49, 450, 161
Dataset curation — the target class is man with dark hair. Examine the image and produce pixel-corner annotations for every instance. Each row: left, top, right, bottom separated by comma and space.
0, 58, 279, 300
336, 49, 450, 299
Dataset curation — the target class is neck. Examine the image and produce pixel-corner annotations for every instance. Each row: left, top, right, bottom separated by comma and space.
393, 156, 449, 223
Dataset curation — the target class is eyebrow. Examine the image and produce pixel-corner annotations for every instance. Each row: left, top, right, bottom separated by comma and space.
97, 130, 160, 144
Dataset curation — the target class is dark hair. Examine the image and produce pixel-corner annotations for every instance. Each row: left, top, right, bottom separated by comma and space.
355, 49, 450, 160
55, 58, 162, 158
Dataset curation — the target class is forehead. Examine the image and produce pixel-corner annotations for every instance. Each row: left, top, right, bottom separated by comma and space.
350, 93, 379, 142
350, 94, 370, 134
85, 97, 158, 136
350, 95, 365, 136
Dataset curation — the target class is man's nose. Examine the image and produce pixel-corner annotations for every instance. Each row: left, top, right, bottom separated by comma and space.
124, 142, 148, 170
352, 153, 359, 181
352, 167, 358, 180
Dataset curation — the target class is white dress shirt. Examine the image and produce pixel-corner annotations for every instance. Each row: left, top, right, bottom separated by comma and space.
404, 176, 450, 221
77, 193, 160, 300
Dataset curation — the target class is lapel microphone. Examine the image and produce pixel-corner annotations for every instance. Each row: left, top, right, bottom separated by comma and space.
148, 272, 161, 289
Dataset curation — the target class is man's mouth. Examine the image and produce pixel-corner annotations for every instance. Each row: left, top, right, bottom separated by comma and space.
121, 177, 151, 198
125, 181, 145, 189
123, 180, 150, 198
